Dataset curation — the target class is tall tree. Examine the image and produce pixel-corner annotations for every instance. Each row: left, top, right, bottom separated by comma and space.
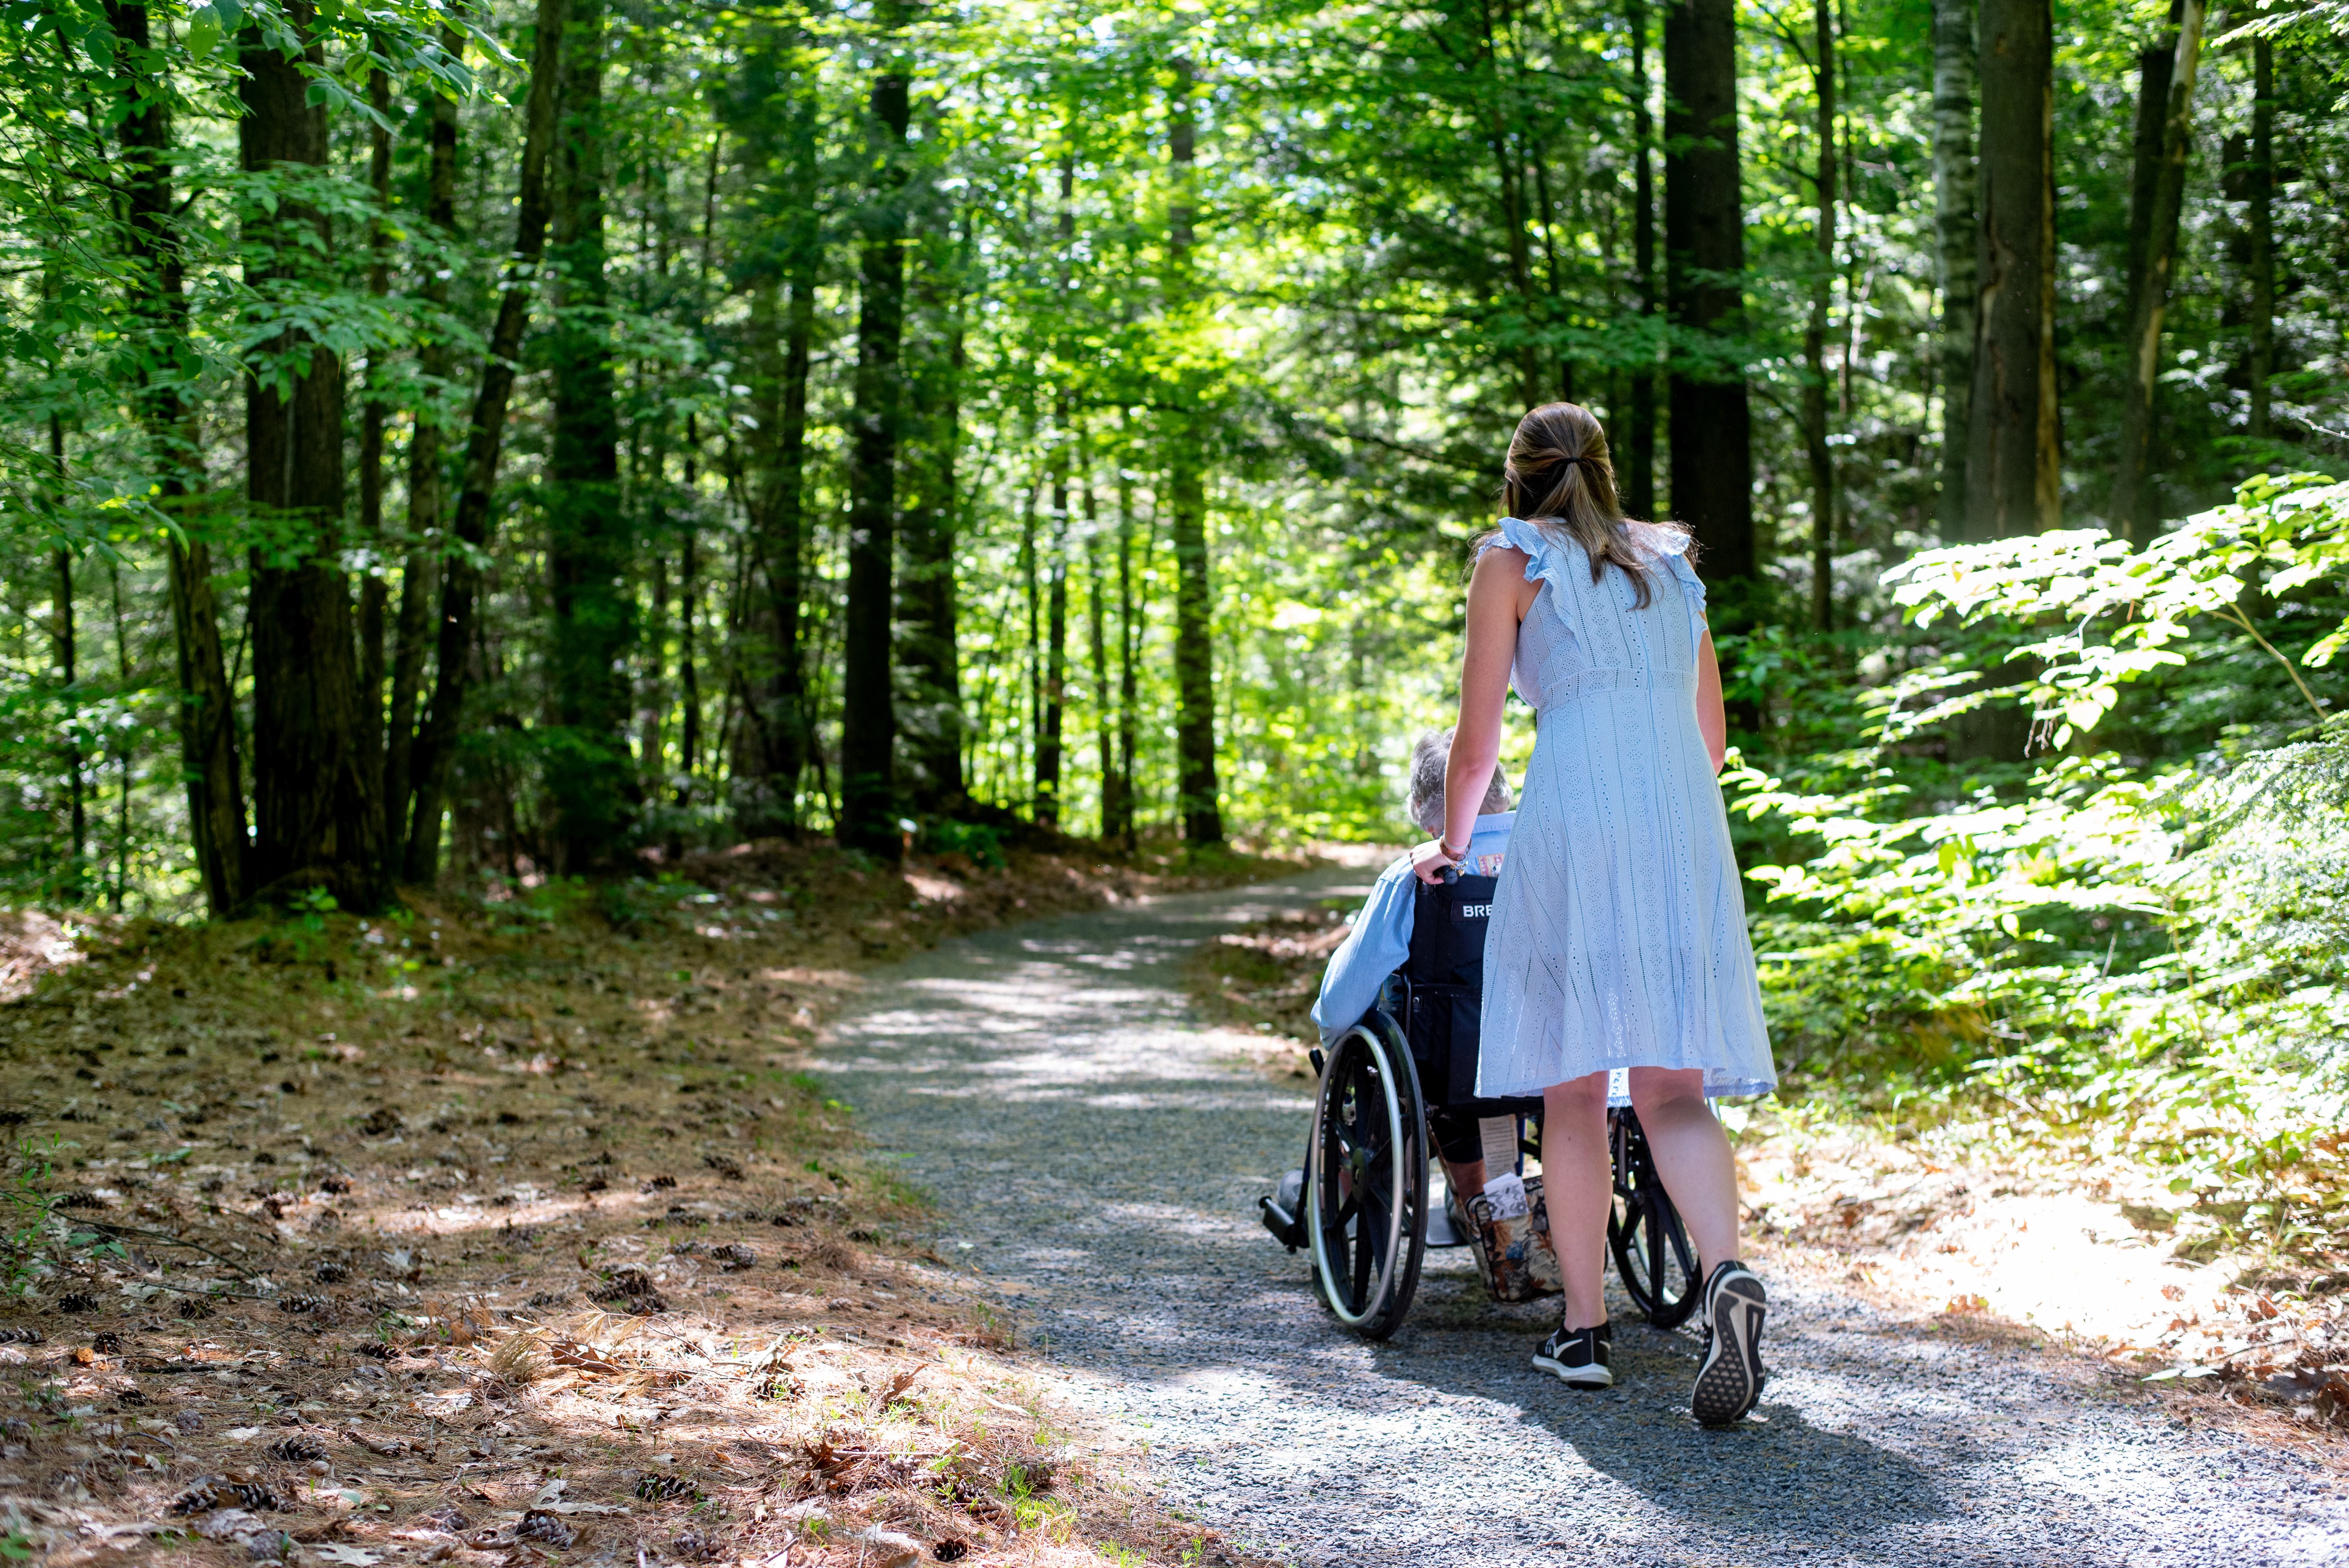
1963, 0, 2059, 541
1109, 449, 1139, 851
2246, 37, 2274, 442
49, 528, 82, 891
239, 4, 387, 907
406, 0, 568, 881
1166, 57, 1221, 845
726, 23, 820, 838
1086, 485, 1120, 841
2110, 0, 2206, 544
104, 1, 247, 916
1801, 0, 1838, 631
385, 23, 463, 841
898, 239, 966, 818
544, 0, 634, 867
1931, 0, 1978, 540
838, 0, 912, 857
1626, 0, 1658, 522
1663, 0, 1754, 595
356, 50, 394, 813
1037, 425, 1069, 830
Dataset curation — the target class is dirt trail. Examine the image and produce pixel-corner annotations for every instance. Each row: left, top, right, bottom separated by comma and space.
819, 870, 2349, 1568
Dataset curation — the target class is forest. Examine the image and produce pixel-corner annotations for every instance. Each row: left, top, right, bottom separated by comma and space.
4, 0, 2348, 1192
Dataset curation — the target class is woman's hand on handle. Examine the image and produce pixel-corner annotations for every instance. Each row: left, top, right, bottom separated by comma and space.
1409, 837, 1464, 886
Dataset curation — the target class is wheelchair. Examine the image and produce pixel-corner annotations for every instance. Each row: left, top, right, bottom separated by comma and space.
1261, 871, 1701, 1341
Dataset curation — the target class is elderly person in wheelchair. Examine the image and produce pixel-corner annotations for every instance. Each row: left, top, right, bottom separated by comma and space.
1262, 731, 1572, 1325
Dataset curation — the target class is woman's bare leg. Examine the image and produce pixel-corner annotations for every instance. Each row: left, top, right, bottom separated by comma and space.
1625, 1066, 1740, 1274
1541, 1072, 1612, 1329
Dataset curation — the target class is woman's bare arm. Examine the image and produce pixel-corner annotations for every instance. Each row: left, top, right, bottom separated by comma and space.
1410, 547, 1528, 884
1696, 629, 1727, 772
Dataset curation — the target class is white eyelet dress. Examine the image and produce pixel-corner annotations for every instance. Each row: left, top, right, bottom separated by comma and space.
1473, 516, 1777, 1101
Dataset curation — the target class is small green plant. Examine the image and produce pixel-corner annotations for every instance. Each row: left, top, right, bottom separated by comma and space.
3, 1137, 59, 1298
921, 820, 1007, 870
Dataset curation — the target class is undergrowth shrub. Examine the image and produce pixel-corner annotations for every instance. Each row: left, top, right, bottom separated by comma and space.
1734, 474, 2349, 1251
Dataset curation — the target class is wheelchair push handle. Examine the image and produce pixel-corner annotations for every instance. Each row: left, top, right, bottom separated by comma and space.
1436, 861, 1461, 884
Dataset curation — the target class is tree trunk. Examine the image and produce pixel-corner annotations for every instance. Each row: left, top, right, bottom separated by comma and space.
1627, 0, 1657, 521
839, 1, 912, 858
1087, 483, 1120, 841
2247, 37, 2274, 442
51, 535, 84, 886
105, 0, 248, 917
543, 0, 633, 869
1663, 0, 1755, 595
1931, 0, 1978, 540
679, 511, 701, 783
1167, 57, 1222, 845
1963, 0, 2059, 542
900, 225, 966, 817
1037, 418, 1069, 830
356, 57, 392, 812
1802, 0, 1837, 632
1021, 479, 1040, 803
746, 273, 814, 835
1113, 460, 1139, 852
2110, 0, 2205, 545
406, 0, 567, 882
239, 7, 386, 910
385, 24, 460, 844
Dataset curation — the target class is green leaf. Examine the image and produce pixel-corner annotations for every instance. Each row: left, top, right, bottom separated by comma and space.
214, 0, 243, 29
187, 9, 221, 59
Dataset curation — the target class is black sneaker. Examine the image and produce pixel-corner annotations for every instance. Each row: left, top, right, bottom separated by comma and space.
1692, 1261, 1767, 1426
1532, 1321, 1612, 1389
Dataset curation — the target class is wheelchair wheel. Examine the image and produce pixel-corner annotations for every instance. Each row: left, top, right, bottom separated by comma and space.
1307, 1021, 1428, 1340
1607, 1107, 1701, 1329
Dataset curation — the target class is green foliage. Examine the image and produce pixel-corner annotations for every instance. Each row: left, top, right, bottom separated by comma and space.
1733, 479, 2349, 1240
920, 820, 1006, 870
2, 1137, 58, 1299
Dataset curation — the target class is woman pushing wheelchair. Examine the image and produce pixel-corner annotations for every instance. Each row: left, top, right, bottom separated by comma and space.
1286, 401, 1773, 1427
1417, 399, 1774, 1425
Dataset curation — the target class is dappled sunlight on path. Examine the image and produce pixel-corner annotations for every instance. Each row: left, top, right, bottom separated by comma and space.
822, 875, 2349, 1568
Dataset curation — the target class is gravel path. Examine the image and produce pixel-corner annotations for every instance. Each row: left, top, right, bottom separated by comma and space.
817, 870, 2349, 1568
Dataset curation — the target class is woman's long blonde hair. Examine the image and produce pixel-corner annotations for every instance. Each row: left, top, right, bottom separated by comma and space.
1486, 401, 1691, 609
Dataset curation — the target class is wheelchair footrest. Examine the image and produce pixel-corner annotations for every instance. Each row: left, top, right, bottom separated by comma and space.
1259, 1167, 1308, 1252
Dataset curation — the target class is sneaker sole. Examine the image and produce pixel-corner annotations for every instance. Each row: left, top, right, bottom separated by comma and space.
1531, 1352, 1613, 1389
1692, 1274, 1766, 1426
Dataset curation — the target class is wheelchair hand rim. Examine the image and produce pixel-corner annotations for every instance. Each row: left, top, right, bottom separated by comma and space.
1307, 1024, 1413, 1330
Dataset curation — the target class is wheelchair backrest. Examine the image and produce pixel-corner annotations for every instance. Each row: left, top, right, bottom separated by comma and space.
1396, 874, 1497, 1108
1403, 873, 1498, 989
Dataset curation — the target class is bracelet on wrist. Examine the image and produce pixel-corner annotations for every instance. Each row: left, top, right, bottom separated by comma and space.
1438, 837, 1467, 861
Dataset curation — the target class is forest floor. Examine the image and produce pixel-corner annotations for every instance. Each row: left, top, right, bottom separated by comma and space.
0, 838, 1312, 1568
1190, 904, 2349, 1467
